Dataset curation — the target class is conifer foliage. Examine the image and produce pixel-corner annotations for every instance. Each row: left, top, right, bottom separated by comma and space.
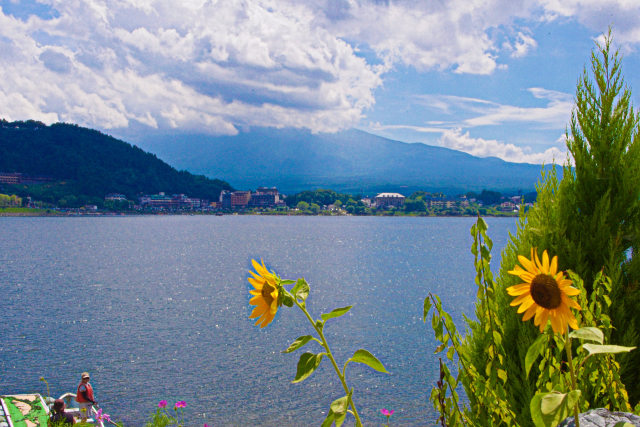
432, 30, 640, 425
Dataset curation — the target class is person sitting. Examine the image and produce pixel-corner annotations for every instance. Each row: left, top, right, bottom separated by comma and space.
49, 398, 75, 425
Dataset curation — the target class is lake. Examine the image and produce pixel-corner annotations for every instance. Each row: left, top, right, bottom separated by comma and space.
0, 215, 516, 426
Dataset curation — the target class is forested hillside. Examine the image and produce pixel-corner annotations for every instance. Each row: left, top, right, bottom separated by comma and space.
0, 120, 232, 206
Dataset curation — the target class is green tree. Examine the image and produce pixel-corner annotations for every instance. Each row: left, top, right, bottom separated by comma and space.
460, 30, 640, 425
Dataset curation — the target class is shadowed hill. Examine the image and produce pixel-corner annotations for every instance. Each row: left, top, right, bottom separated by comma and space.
0, 119, 232, 204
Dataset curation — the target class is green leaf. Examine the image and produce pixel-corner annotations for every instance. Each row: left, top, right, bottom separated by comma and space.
320, 410, 335, 427
292, 352, 324, 383
291, 278, 310, 302
613, 423, 635, 427
525, 334, 547, 379
497, 369, 507, 383
321, 306, 353, 322
569, 327, 604, 344
281, 292, 294, 307
279, 279, 296, 285
582, 343, 636, 355
346, 349, 389, 374
330, 395, 349, 415
423, 297, 432, 322
314, 396, 348, 427
530, 390, 581, 427
282, 335, 315, 353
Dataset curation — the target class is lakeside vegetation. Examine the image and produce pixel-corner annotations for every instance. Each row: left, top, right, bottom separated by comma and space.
0, 187, 528, 217
242, 31, 640, 427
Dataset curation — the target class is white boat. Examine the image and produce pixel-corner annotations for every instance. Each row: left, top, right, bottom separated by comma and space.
0, 393, 106, 427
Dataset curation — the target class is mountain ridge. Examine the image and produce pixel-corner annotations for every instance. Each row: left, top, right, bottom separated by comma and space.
131, 127, 559, 195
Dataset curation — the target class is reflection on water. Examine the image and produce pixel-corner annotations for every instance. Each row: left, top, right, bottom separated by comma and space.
0, 215, 515, 425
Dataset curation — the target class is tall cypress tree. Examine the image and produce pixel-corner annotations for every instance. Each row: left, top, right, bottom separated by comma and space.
462, 30, 640, 424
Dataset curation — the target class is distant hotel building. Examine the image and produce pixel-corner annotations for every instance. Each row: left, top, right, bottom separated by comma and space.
139, 192, 203, 210
374, 192, 406, 208
220, 187, 282, 210
0, 172, 53, 185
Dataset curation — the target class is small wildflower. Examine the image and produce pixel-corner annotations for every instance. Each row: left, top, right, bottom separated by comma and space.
158, 400, 168, 408
175, 401, 187, 408
381, 408, 394, 416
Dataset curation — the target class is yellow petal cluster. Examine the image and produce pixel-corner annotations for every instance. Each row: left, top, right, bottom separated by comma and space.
507, 248, 581, 334
248, 259, 279, 328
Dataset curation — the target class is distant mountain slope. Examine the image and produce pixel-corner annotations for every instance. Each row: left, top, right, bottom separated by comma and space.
0, 120, 232, 201
133, 127, 559, 195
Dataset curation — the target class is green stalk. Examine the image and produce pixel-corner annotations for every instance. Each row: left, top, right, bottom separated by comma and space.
292, 295, 363, 427
565, 332, 580, 427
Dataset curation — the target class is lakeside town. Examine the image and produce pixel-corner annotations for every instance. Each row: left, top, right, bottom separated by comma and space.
1, 171, 529, 216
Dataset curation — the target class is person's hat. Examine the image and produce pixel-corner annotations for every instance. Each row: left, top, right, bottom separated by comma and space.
81, 372, 90, 379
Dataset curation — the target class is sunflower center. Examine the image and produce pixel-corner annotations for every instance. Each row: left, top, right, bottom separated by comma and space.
261, 282, 275, 305
530, 274, 562, 309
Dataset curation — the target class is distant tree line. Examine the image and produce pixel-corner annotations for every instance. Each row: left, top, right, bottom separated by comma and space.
0, 120, 233, 208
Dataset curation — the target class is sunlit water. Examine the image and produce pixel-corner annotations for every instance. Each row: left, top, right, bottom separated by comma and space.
0, 216, 516, 426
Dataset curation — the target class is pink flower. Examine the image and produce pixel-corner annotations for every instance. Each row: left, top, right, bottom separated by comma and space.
381, 408, 394, 417
96, 408, 111, 422
204, 424, 210, 427
158, 400, 168, 408
175, 401, 187, 408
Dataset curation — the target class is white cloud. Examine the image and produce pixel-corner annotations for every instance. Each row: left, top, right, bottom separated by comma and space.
0, 0, 381, 134
509, 31, 538, 58
439, 128, 567, 164
540, 0, 640, 45
368, 122, 567, 164
416, 88, 573, 129
1, 0, 639, 137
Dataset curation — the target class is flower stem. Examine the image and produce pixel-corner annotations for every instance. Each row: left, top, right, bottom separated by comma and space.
293, 295, 363, 427
565, 332, 580, 427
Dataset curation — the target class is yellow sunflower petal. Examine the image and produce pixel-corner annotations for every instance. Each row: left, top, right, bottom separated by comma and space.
562, 294, 581, 310
550, 311, 563, 334
567, 312, 579, 330
506, 283, 532, 296
562, 286, 581, 296
248, 277, 264, 290
517, 296, 536, 313
249, 303, 268, 319
535, 309, 549, 329
251, 259, 270, 277
510, 293, 533, 307
540, 250, 550, 274
507, 265, 527, 276
522, 304, 538, 321
549, 255, 558, 276
518, 254, 538, 274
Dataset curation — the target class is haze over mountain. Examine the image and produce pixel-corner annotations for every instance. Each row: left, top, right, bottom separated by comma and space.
132, 128, 560, 196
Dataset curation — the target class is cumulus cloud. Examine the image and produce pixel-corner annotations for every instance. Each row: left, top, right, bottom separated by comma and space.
439, 128, 567, 164
540, 0, 640, 45
0, 0, 381, 134
0, 0, 639, 136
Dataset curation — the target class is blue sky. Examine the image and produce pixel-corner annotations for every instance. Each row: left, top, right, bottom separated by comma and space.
1, 0, 639, 164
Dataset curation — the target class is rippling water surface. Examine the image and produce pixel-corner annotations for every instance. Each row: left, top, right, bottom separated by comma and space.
0, 215, 516, 426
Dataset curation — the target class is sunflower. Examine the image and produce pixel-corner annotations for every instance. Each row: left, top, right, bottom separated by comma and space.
507, 248, 581, 334
248, 259, 280, 328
